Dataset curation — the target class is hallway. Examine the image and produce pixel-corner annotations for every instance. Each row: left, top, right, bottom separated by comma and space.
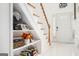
0, 3, 79, 56
42, 42, 75, 56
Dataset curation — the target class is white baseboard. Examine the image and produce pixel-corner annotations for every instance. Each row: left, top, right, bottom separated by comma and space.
52, 40, 74, 44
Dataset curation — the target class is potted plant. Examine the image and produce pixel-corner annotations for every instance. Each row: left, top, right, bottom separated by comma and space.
21, 32, 33, 44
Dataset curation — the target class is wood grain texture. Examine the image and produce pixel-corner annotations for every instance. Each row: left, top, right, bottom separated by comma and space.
40, 3, 51, 45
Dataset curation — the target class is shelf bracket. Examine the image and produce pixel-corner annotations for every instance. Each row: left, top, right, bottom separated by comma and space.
27, 3, 36, 9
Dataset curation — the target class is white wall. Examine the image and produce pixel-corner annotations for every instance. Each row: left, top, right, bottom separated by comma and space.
0, 4, 9, 54
72, 3, 79, 55
44, 3, 74, 42
33, 3, 74, 55
73, 4, 79, 32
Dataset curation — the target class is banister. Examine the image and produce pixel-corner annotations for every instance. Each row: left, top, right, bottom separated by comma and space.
40, 3, 51, 45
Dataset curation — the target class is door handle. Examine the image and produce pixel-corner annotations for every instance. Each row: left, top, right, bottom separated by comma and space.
56, 26, 59, 31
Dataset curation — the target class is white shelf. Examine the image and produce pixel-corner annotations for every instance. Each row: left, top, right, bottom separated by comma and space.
13, 4, 41, 56
13, 30, 34, 33
13, 30, 34, 37
13, 30, 40, 40
13, 37, 22, 39
13, 40, 40, 52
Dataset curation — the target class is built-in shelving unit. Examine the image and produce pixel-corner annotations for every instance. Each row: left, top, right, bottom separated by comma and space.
12, 3, 41, 56
13, 40, 40, 52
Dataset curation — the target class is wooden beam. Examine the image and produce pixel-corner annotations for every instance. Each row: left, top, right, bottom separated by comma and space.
40, 3, 51, 45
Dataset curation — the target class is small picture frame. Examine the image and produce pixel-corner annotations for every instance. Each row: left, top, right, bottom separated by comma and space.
59, 3, 67, 8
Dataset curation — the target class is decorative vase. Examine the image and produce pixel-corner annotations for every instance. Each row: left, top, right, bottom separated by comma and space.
25, 39, 30, 44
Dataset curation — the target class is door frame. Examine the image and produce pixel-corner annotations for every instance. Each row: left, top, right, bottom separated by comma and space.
52, 12, 74, 44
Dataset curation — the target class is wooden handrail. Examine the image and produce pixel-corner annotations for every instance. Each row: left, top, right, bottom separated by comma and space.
40, 3, 51, 45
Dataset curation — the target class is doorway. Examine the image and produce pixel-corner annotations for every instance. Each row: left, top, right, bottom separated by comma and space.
54, 12, 74, 43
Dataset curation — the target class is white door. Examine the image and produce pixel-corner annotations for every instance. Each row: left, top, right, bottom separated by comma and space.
55, 13, 73, 43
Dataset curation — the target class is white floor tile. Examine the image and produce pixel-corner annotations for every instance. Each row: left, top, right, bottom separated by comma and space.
43, 42, 75, 56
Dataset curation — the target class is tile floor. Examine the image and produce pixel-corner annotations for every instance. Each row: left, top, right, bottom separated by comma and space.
42, 42, 79, 56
